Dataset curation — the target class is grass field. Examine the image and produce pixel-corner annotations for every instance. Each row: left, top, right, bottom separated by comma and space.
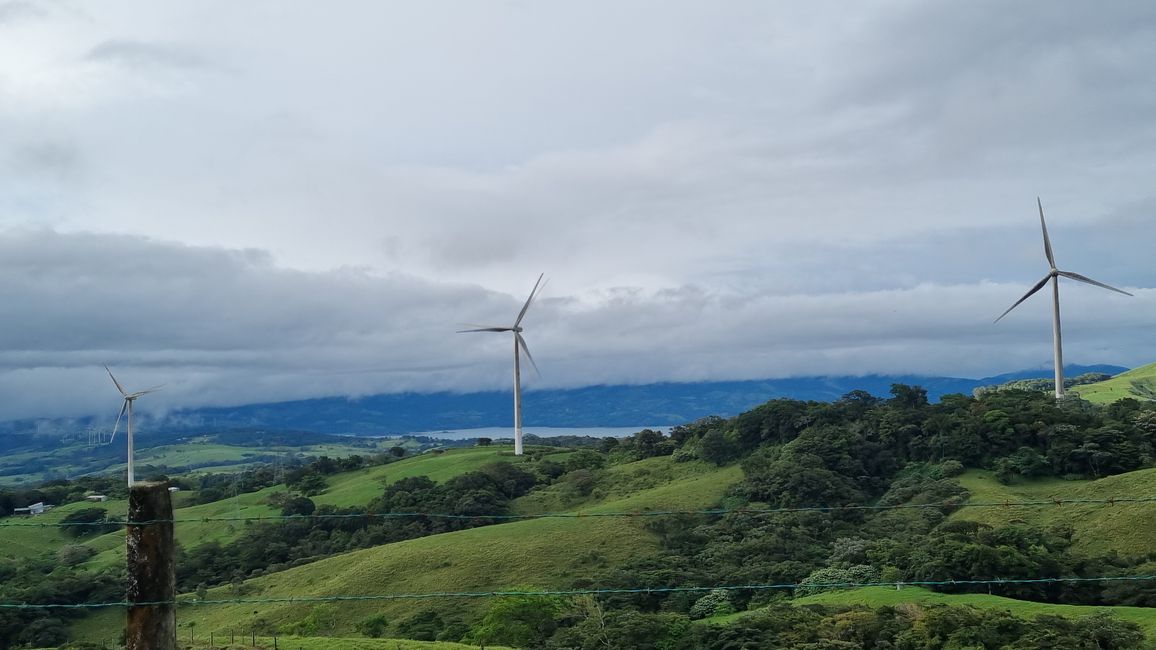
0, 498, 128, 561
951, 467, 1156, 556
178, 636, 513, 650
312, 446, 551, 507
71, 457, 743, 644
72, 446, 541, 571
790, 586, 1156, 637
1073, 362, 1156, 404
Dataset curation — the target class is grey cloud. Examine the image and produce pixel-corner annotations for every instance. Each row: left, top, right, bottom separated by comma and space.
85, 39, 207, 70
0, 230, 1151, 421
0, 3, 1154, 422
0, 1, 42, 23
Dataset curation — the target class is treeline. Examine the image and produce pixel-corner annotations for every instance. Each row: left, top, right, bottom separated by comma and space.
367, 594, 1145, 649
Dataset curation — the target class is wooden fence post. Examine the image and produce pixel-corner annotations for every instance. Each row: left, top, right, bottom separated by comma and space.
126, 481, 176, 650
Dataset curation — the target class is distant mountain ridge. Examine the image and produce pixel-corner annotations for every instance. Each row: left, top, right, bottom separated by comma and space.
145, 364, 1128, 435
0, 364, 1128, 438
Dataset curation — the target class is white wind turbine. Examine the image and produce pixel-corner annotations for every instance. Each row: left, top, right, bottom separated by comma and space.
459, 274, 546, 456
105, 366, 163, 487
994, 198, 1132, 399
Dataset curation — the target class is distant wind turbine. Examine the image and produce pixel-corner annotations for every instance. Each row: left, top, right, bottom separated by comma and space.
994, 198, 1132, 399
105, 366, 163, 487
459, 274, 546, 456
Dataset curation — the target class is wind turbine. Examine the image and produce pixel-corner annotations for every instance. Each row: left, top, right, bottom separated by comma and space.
105, 366, 163, 487
994, 198, 1132, 398
459, 274, 546, 456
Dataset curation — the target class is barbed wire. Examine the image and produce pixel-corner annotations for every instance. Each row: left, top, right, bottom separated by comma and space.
3, 495, 1155, 528
3, 575, 1154, 610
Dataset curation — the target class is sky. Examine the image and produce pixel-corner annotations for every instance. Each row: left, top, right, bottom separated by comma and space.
1, 1, 1154, 421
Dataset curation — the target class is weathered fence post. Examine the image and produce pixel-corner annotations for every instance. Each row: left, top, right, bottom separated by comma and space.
126, 481, 176, 650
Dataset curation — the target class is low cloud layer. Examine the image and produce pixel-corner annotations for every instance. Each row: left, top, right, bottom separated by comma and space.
0, 229, 1148, 421
0, 2, 1153, 421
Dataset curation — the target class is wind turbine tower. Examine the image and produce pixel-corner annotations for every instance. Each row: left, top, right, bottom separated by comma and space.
995, 198, 1132, 398
105, 366, 163, 487
459, 274, 546, 456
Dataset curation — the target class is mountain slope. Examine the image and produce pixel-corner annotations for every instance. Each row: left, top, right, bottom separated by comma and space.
1072, 362, 1156, 404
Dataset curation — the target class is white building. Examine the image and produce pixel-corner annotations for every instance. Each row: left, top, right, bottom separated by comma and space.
14, 502, 47, 516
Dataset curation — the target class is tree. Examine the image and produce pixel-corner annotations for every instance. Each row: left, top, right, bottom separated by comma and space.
465, 593, 563, 647
60, 508, 117, 538
889, 384, 929, 410
280, 496, 316, 517
689, 589, 735, 619
698, 429, 739, 466
296, 474, 327, 496
389, 446, 407, 458
633, 429, 667, 458
356, 615, 389, 638
477, 437, 492, 447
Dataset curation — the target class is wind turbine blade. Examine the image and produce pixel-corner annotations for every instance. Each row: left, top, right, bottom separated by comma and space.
994, 275, 1052, 323
457, 327, 513, 333
514, 273, 545, 327
1057, 270, 1133, 296
105, 365, 128, 397
129, 385, 164, 398
1039, 197, 1056, 269
517, 333, 540, 377
109, 401, 127, 444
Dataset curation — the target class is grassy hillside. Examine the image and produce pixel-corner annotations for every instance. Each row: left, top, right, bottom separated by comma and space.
313, 446, 566, 507
71, 458, 743, 644
73, 446, 540, 571
1073, 362, 1156, 404
0, 498, 128, 561
184, 637, 513, 650
788, 586, 1156, 637
951, 468, 1156, 556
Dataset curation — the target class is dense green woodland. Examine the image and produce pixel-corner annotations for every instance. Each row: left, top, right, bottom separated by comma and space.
3, 385, 1156, 648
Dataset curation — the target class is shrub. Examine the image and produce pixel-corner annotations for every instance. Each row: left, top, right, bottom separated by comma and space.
356, 614, 388, 638
939, 460, 965, 477
57, 544, 96, 566
689, 589, 736, 619
796, 565, 881, 597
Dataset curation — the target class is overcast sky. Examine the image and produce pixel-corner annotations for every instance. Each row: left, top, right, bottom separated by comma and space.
1, 1, 1154, 421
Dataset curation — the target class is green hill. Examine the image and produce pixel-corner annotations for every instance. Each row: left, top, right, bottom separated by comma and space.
1072, 362, 1156, 404
71, 457, 743, 644
950, 468, 1156, 556
0, 498, 128, 562
74, 446, 543, 570
188, 639, 513, 650
788, 586, 1156, 637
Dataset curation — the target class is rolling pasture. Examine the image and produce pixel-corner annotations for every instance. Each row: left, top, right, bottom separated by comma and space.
951, 467, 1156, 556
791, 586, 1156, 637
71, 456, 743, 644
1073, 361, 1156, 404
